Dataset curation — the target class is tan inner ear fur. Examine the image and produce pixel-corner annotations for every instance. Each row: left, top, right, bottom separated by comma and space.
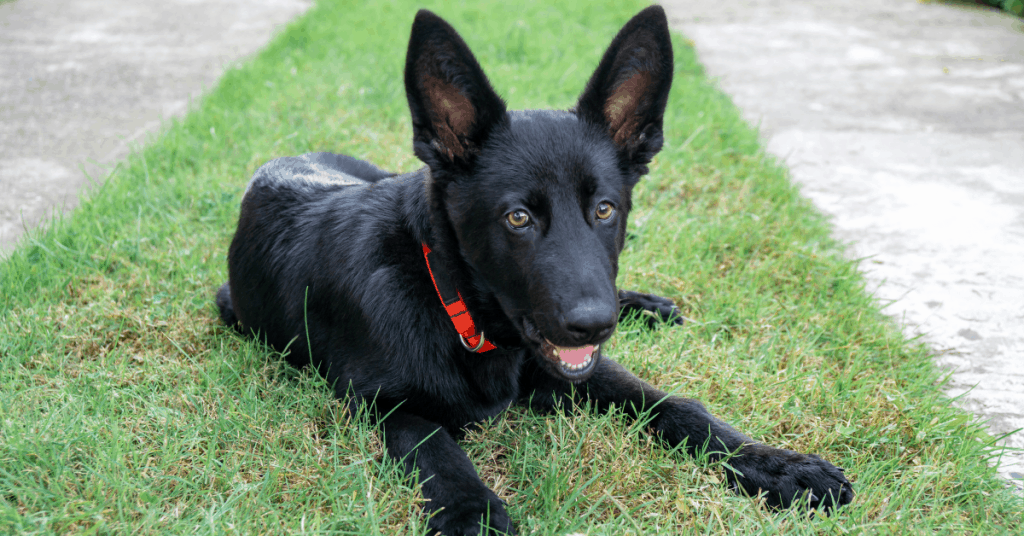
603, 71, 652, 146
422, 74, 476, 159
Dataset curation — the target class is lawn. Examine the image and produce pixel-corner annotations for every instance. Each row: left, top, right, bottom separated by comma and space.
1, 0, 1021, 534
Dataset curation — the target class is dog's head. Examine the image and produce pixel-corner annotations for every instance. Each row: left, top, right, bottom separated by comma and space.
405, 7, 673, 382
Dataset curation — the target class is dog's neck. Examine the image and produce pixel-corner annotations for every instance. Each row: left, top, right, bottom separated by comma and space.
421, 243, 496, 353
397, 166, 525, 353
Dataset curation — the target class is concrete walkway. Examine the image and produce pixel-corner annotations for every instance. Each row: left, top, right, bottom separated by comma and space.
0, 0, 312, 255
663, 0, 1024, 489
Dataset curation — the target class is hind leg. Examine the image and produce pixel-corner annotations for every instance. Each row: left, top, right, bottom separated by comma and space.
618, 289, 684, 328
216, 282, 239, 328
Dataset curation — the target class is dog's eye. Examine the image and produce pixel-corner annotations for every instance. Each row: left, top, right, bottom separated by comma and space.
506, 210, 531, 229
595, 202, 615, 220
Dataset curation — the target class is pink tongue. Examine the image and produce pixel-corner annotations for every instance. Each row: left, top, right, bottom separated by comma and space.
560, 345, 596, 366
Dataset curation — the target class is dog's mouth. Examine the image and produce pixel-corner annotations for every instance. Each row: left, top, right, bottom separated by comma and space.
540, 339, 600, 378
520, 317, 603, 381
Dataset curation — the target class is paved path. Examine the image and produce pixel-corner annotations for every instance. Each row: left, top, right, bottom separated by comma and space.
663, 0, 1024, 489
0, 0, 312, 255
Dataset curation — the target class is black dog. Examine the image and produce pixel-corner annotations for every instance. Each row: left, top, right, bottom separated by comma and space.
217, 6, 852, 534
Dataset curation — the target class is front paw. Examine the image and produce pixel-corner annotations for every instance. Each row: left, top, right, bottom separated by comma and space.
727, 445, 853, 513
618, 290, 684, 328
428, 493, 515, 536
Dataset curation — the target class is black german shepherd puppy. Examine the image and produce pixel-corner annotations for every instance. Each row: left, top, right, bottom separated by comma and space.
217, 6, 852, 534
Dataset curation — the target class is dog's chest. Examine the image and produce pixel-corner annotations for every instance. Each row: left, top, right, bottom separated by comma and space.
418, 349, 525, 428
466, 350, 522, 401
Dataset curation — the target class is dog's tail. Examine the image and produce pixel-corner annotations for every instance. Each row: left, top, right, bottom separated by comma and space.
216, 282, 239, 327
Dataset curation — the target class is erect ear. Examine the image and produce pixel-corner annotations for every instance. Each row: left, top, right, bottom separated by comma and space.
404, 10, 507, 171
575, 6, 674, 176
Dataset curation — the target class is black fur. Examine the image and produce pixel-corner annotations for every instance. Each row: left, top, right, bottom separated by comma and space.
218, 7, 852, 535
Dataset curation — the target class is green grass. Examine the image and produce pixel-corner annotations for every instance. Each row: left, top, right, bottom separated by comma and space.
1, 0, 1021, 534
935, 0, 1024, 16
978, 0, 1024, 17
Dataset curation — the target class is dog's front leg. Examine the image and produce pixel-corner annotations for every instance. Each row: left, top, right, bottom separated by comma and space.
524, 358, 853, 513
382, 410, 515, 536
617, 289, 684, 328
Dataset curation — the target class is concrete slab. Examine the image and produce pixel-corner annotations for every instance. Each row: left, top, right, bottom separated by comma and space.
0, 0, 312, 255
662, 0, 1024, 490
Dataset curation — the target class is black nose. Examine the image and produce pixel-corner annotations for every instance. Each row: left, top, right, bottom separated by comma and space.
563, 299, 617, 343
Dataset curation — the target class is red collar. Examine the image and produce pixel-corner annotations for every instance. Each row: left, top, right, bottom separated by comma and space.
421, 243, 497, 353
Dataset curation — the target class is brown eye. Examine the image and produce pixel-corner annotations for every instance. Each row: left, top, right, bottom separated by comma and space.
595, 202, 615, 220
506, 210, 530, 228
